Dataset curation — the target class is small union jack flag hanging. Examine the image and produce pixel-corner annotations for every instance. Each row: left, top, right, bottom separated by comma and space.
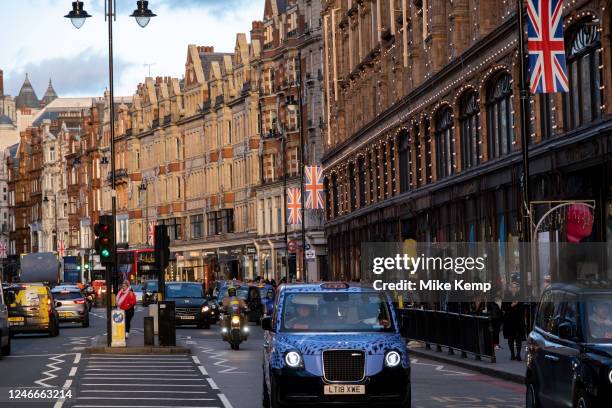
148, 221, 156, 246
304, 165, 325, 210
287, 188, 302, 225
526, 0, 569, 93
58, 239, 66, 258
0, 240, 7, 259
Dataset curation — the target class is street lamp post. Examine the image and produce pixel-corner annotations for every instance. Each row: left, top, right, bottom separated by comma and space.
65, 0, 157, 347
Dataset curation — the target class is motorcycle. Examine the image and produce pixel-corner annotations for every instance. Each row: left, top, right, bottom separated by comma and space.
220, 302, 249, 350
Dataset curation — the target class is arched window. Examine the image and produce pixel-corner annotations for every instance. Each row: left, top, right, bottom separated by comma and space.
486, 72, 514, 159
423, 118, 432, 182
413, 123, 422, 186
357, 156, 366, 207
564, 20, 602, 129
398, 130, 411, 192
348, 162, 356, 211
435, 107, 454, 179
459, 92, 480, 169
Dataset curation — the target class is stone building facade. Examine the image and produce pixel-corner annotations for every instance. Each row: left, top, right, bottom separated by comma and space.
321, 0, 612, 287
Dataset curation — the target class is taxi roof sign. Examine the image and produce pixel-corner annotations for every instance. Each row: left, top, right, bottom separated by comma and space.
319, 282, 350, 290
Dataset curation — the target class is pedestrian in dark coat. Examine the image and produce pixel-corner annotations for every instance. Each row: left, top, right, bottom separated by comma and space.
502, 282, 526, 361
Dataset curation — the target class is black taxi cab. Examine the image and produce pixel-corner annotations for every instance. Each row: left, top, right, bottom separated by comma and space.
261, 282, 410, 407
526, 282, 612, 408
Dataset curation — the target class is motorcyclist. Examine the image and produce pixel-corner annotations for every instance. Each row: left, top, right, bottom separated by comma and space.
221, 287, 248, 330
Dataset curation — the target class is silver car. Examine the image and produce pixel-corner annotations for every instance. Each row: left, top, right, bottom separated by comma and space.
52, 289, 89, 328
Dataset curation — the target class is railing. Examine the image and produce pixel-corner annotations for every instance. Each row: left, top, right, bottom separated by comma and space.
398, 308, 497, 362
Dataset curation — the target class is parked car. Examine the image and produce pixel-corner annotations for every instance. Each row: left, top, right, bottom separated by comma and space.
165, 282, 213, 329
142, 280, 158, 306
51, 288, 90, 328
526, 282, 612, 408
131, 284, 144, 304
261, 282, 411, 407
3, 284, 60, 337
0, 284, 11, 356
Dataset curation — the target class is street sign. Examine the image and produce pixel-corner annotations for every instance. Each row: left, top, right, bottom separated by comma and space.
304, 243, 311, 250
305, 249, 316, 259
287, 240, 298, 253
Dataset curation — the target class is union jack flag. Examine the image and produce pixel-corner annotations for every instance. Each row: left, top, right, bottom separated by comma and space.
304, 165, 324, 210
287, 188, 302, 225
148, 221, 156, 246
58, 240, 66, 258
0, 240, 7, 259
526, 0, 569, 93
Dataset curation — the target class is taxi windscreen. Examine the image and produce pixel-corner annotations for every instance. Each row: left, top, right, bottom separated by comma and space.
281, 292, 394, 332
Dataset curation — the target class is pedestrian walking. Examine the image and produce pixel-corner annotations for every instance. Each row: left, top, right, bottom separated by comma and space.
502, 281, 526, 361
116, 280, 137, 338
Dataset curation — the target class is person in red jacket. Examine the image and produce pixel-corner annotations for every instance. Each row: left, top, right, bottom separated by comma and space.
116, 280, 137, 338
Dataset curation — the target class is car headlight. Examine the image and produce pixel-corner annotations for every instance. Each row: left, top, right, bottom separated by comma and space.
385, 351, 402, 367
285, 351, 302, 368
609, 368, 612, 384
201, 306, 210, 313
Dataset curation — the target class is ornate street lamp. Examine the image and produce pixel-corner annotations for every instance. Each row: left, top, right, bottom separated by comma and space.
64, 1, 91, 29
64, 0, 157, 347
130, 1, 157, 28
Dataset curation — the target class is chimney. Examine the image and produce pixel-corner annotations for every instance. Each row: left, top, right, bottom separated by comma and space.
0, 69, 3, 96
251, 21, 264, 45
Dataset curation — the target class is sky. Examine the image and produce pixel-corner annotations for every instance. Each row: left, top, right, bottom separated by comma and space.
0, 0, 263, 98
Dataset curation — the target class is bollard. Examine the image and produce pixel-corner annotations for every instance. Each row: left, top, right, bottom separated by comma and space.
144, 316, 154, 346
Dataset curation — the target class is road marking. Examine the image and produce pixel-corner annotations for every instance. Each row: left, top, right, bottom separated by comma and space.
410, 358, 475, 377
76, 397, 216, 401
74, 353, 81, 364
192, 356, 201, 364
81, 377, 204, 381
72, 406, 220, 408
35, 354, 66, 388
53, 379, 73, 408
82, 383, 205, 387
197, 346, 246, 374
198, 365, 208, 376
69, 367, 77, 377
83, 373, 198, 376
88, 365, 192, 368
218, 394, 233, 408
81, 390, 210, 394
86, 369, 196, 372
206, 377, 219, 390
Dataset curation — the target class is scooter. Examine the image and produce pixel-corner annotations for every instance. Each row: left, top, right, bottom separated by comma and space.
220, 303, 249, 350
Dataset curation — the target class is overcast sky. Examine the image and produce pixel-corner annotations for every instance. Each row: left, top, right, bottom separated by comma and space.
0, 0, 263, 98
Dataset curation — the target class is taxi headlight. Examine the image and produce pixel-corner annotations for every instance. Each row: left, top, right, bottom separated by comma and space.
285, 351, 302, 368
201, 306, 210, 313
609, 368, 612, 384
385, 351, 402, 367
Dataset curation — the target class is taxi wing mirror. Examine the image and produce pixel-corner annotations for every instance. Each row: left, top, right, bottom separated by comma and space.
261, 316, 274, 332
55, 301, 63, 308
558, 322, 575, 340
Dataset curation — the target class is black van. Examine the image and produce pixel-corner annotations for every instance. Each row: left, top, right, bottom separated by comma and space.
526, 282, 612, 408
0, 284, 10, 356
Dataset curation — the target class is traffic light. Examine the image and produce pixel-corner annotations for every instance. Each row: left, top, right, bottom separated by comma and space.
154, 224, 169, 272
94, 215, 115, 266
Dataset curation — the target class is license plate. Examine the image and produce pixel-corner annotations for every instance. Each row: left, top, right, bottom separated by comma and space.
59, 312, 72, 318
8, 317, 24, 323
179, 315, 195, 320
324, 384, 365, 395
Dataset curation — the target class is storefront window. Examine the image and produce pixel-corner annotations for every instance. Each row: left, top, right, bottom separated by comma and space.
459, 91, 480, 169
435, 107, 454, 179
486, 72, 514, 159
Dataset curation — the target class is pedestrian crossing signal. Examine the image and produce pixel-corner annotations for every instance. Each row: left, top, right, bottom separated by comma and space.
94, 215, 115, 266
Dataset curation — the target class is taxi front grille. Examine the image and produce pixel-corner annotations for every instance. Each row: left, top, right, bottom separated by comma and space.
175, 308, 199, 316
322, 350, 365, 382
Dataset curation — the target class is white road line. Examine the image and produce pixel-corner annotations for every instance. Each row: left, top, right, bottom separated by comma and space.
86, 369, 196, 372
198, 365, 208, 376
82, 383, 205, 387
206, 378, 219, 390
69, 367, 77, 377
74, 353, 81, 364
192, 356, 201, 364
218, 394, 233, 408
80, 390, 210, 394
35, 354, 66, 388
76, 397, 216, 401
87, 365, 192, 368
81, 377, 204, 381
83, 373, 198, 376
72, 405, 220, 408
53, 379, 73, 408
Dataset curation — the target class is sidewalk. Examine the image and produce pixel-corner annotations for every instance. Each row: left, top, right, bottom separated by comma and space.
408, 341, 526, 384
87, 329, 191, 354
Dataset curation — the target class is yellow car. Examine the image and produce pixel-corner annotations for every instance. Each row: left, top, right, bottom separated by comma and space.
4, 284, 60, 337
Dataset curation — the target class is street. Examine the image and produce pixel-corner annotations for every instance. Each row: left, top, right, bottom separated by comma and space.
0, 306, 524, 408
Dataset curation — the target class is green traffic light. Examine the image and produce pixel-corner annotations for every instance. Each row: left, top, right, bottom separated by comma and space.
101, 249, 110, 258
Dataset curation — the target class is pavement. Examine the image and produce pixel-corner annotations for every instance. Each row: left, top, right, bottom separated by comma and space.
408, 340, 527, 385
0, 305, 526, 408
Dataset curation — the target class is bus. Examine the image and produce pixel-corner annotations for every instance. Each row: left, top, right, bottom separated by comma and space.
117, 249, 159, 283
